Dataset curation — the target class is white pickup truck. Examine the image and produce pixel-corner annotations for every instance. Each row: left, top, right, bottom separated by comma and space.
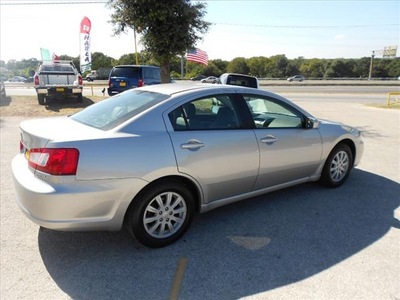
34, 60, 83, 105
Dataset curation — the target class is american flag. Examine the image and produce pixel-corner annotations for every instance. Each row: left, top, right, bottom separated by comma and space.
187, 48, 208, 65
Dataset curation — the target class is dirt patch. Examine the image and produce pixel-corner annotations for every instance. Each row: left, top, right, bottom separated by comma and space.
0, 95, 107, 117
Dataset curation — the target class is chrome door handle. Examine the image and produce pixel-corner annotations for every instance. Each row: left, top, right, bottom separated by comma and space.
181, 139, 205, 150
260, 135, 278, 144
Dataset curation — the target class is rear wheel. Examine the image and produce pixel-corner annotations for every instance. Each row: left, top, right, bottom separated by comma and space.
320, 143, 353, 188
37, 94, 45, 105
126, 180, 195, 248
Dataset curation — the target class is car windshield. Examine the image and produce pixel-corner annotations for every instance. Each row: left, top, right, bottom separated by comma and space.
70, 90, 169, 130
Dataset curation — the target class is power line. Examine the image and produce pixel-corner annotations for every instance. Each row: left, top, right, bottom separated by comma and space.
1, 1, 106, 5
212, 22, 399, 29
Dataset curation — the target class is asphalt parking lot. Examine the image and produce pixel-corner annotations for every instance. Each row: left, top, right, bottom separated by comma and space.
1, 88, 399, 300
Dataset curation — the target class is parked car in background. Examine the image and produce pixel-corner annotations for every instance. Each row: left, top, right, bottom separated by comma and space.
190, 74, 206, 81
287, 75, 305, 82
219, 73, 259, 88
12, 84, 363, 248
0, 81, 6, 99
8, 76, 28, 83
200, 76, 218, 83
34, 60, 83, 105
85, 75, 96, 82
107, 65, 161, 96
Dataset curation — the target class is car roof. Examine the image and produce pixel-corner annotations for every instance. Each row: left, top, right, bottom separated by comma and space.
139, 83, 255, 96
113, 65, 159, 68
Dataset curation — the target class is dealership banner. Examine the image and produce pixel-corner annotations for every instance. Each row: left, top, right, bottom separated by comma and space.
80, 16, 92, 73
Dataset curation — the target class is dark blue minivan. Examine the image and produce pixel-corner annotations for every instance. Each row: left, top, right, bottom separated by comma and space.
107, 65, 161, 96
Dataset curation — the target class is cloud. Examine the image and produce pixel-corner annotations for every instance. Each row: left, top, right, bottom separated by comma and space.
335, 35, 345, 40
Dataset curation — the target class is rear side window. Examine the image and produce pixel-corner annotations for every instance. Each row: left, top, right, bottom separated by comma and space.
169, 94, 242, 131
111, 67, 139, 78
143, 68, 161, 80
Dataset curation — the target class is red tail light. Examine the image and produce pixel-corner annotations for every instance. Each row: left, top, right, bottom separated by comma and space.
78, 75, 83, 85
138, 79, 144, 87
34, 75, 39, 85
28, 148, 79, 175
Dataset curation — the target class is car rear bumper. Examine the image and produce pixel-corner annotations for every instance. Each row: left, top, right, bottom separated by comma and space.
36, 87, 82, 95
11, 154, 147, 231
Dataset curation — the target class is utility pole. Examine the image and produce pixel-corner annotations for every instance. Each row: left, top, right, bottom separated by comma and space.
368, 51, 375, 80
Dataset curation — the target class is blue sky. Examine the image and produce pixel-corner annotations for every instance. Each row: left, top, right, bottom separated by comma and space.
0, 0, 399, 62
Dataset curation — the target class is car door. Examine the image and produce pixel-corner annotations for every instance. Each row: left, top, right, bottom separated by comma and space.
244, 94, 323, 189
166, 94, 259, 204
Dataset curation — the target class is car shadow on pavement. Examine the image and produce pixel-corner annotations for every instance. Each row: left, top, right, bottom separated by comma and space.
0, 95, 12, 107
37, 169, 400, 300
44, 96, 94, 112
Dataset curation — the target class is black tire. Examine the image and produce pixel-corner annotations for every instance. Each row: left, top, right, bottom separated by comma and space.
38, 94, 45, 105
126, 180, 195, 248
320, 143, 353, 188
77, 94, 83, 103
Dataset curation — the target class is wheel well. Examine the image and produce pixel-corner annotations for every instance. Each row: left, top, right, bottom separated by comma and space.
338, 139, 356, 165
123, 175, 201, 225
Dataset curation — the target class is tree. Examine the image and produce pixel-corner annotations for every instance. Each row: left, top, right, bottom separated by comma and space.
185, 61, 206, 78
247, 56, 269, 77
108, 0, 210, 83
91, 52, 115, 70
300, 58, 326, 78
212, 59, 229, 75
387, 58, 400, 78
227, 57, 249, 74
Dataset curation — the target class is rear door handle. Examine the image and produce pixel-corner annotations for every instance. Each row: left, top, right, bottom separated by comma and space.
181, 139, 205, 150
260, 135, 278, 144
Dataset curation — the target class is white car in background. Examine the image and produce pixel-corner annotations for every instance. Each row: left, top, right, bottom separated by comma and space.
200, 76, 218, 83
287, 75, 305, 82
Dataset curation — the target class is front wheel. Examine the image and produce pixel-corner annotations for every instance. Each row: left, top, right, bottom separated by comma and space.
320, 143, 353, 188
126, 181, 195, 248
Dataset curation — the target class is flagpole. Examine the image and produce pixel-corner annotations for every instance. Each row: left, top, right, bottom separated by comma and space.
181, 55, 184, 79
134, 28, 139, 65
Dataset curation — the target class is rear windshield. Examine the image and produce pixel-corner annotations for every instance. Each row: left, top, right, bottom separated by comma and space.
226, 75, 258, 88
41, 65, 75, 72
110, 67, 139, 78
70, 90, 169, 130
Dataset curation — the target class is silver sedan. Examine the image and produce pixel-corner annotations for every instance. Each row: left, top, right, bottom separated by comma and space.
12, 84, 363, 247
200, 76, 218, 83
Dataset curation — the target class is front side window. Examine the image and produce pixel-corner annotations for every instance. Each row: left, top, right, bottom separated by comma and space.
245, 95, 304, 128
169, 95, 241, 131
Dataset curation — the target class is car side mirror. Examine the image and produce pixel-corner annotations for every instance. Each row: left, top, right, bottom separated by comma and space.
305, 117, 319, 129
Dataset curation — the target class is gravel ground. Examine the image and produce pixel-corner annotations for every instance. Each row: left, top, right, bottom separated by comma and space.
0, 95, 105, 117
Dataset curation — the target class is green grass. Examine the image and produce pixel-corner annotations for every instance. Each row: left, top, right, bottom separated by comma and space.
367, 102, 400, 110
